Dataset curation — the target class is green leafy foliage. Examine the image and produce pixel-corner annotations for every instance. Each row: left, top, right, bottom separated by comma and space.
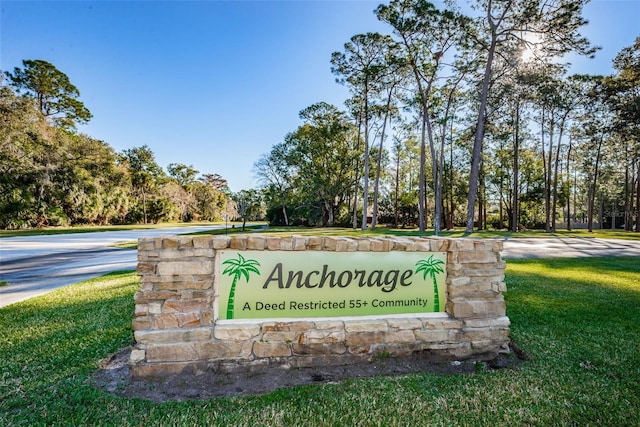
3, 5, 639, 235
258, 102, 359, 227
5, 59, 92, 128
0, 70, 235, 229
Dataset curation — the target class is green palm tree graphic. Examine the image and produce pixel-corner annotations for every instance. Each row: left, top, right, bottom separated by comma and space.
415, 255, 446, 312
222, 253, 261, 319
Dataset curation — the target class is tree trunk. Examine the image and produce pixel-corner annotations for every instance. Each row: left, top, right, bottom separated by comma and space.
434, 78, 459, 234
478, 160, 486, 230
587, 135, 603, 232
499, 182, 504, 230
362, 87, 370, 231
573, 165, 578, 227
418, 106, 427, 232
142, 190, 148, 225
566, 139, 572, 231
587, 184, 594, 232
325, 200, 335, 227
542, 109, 553, 233
409, 68, 432, 233
611, 203, 616, 230
512, 102, 520, 232
598, 198, 604, 230
636, 157, 640, 232
394, 148, 400, 228
352, 109, 363, 229
624, 161, 630, 231
465, 14, 498, 234
372, 88, 395, 230
483, 194, 487, 230
448, 119, 455, 230
448, 136, 455, 230
426, 102, 441, 235
551, 117, 565, 232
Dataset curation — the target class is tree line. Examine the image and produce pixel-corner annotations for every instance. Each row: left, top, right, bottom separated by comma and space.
0, 60, 266, 229
2, 1, 638, 234
254, 0, 639, 233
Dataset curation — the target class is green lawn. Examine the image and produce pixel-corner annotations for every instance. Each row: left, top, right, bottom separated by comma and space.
192, 225, 640, 241
2, 223, 639, 241
1, 257, 639, 426
0, 221, 250, 238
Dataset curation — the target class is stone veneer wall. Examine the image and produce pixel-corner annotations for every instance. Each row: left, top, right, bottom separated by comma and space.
130, 235, 509, 378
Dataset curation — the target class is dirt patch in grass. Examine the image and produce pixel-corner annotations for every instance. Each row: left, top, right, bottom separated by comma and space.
93, 345, 526, 402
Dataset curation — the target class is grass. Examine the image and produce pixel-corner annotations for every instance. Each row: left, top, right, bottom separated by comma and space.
191, 225, 640, 241
2, 222, 639, 241
0, 221, 257, 238
1, 258, 639, 426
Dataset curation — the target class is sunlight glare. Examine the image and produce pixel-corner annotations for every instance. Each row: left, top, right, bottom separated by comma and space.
520, 32, 543, 63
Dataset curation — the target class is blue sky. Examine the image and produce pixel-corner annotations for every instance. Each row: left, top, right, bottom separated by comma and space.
2, 0, 639, 192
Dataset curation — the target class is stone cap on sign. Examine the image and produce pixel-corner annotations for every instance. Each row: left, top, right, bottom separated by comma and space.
138, 234, 502, 253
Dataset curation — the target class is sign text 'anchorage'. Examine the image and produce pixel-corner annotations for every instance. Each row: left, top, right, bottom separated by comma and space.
262, 263, 413, 293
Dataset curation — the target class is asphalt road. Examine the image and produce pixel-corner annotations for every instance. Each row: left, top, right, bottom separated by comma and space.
499, 236, 640, 259
1, 230, 639, 308
0, 225, 227, 308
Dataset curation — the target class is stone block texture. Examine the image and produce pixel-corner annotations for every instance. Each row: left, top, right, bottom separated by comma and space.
130, 235, 509, 378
